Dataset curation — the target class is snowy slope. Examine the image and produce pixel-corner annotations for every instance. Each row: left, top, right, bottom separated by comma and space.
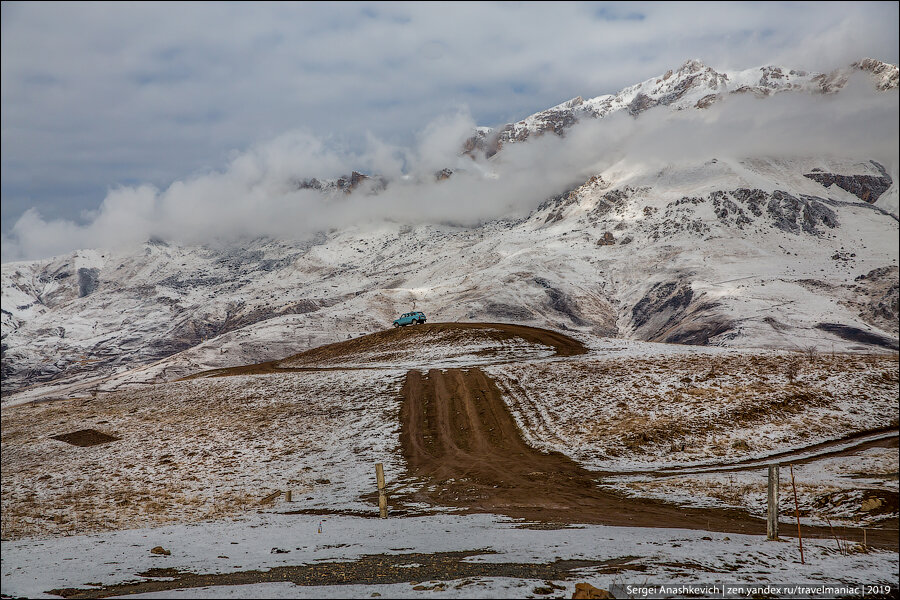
2, 59, 898, 403
466, 58, 899, 157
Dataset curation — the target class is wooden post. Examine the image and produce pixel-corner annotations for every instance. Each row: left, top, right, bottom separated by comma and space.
285, 490, 292, 503
767, 465, 779, 540
375, 463, 388, 519
789, 464, 804, 564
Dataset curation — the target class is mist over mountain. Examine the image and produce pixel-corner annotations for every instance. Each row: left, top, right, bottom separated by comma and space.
2, 57, 898, 403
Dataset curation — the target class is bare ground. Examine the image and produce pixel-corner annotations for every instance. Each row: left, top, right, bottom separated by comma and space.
2, 323, 896, 548
396, 366, 898, 547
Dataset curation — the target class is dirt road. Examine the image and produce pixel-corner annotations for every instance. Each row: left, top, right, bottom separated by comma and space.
398, 366, 898, 547
183, 322, 897, 547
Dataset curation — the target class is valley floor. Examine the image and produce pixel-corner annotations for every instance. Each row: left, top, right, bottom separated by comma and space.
1, 324, 897, 598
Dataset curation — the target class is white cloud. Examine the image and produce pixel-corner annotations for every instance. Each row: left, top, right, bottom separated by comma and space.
1, 2, 898, 258
2, 76, 896, 262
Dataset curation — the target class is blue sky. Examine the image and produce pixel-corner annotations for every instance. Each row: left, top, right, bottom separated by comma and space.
1, 1, 898, 260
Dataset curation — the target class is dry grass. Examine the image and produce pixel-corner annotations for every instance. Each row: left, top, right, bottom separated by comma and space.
614, 446, 899, 528
490, 351, 899, 468
1, 370, 402, 540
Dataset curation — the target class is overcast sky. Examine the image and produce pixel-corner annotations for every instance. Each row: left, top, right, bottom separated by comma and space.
2, 1, 898, 261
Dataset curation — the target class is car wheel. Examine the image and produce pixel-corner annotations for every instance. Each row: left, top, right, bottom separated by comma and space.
393, 323, 400, 328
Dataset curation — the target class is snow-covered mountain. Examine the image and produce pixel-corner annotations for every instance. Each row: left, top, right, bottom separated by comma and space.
2, 59, 898, 404
465, 58, 899, 157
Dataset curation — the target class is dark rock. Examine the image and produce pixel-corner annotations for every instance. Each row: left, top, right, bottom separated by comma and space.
815, 323, 898, 350
534, 278, 588, 326
627, 92, 657, 116
765, 190, 838, 234
695, 93, 719, 109
803, 166, 892, 204
663, 319, 732, 345
484, 302, 533, 320
77, 268, 100, 297
631, 282, 692, 330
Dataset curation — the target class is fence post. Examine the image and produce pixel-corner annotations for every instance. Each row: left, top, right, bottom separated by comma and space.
767, 465, 779, 540
789, 464, 805, 564
376, 463, 388, 519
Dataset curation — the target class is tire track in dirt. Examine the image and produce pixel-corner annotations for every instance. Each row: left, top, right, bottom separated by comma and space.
398, 366, 898, 547
177, 321, 896, 546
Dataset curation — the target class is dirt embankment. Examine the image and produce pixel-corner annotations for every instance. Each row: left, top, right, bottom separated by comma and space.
182, 322, 588, 379
286, 322, 589, 363
398, 367, 898, 548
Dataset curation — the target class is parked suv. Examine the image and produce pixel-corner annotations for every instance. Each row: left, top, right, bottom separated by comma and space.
393, 311, 426, 327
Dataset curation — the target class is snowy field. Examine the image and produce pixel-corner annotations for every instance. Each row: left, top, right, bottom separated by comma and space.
2, 342, 897, 597
605, 446, 899, 528
3, 350, 897, 540
1, 511, 897, 599
1, 370, 408, 540
487, 351, 899, 527
487, 352, 898, 471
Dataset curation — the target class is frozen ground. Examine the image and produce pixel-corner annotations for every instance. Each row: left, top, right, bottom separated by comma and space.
487, 351, 899, 527
278, 326, 556, 370
2, 330, 897, 597
1, 370, 409, 539
605, 446, 899, 528
1, 512, 897, 599
3, 347, 897, 540
487, 352, 898, 472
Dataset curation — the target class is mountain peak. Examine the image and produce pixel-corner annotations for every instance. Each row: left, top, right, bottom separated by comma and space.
677, 58, 709, 74
851, 57, 899, 90
468, 57, 898, 156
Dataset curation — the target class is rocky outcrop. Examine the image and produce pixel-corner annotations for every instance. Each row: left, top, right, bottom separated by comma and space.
630, 280, 733, 346
804, 162, 892, 203
534, 277, 588, 326
852, 58, 900, 91
294, 171, 386, 194
77, 268, 100, 297
848, 266, 900, 335
815, 323, 898, 350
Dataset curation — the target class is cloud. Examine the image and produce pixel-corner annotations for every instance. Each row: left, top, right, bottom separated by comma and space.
2, 76, 896, 262
2, 2, 898, 239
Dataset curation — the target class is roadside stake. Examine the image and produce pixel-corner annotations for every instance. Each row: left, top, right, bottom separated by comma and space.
767, 464, 779, 540
789, 464, 804, 564
376, 463, 388, 518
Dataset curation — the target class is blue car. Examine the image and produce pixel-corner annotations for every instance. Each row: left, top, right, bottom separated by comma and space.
393, 311, 427, 327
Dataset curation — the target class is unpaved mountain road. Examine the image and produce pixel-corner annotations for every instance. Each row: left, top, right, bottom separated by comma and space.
397, 366, 898, 548
191, 322, 898, 547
